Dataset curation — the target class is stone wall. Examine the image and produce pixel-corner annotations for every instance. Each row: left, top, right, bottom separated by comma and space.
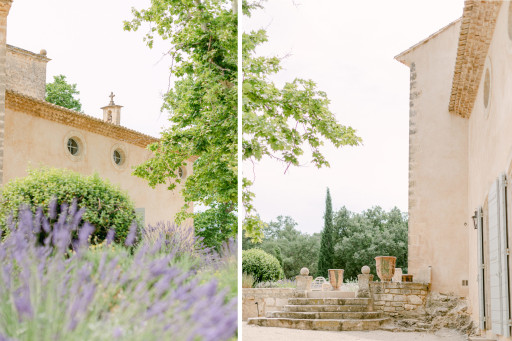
6, 45, 49, 100
370, 282, 428, 316
242, 288, 295, 321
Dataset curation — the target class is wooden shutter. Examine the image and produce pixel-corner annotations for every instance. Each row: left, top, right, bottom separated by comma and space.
477, 206, 485, 330
489, 178, 503, 335
499, 174, 510, 337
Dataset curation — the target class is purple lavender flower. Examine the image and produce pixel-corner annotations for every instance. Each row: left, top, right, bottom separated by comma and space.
106, 228, 115, 245
124, 221, 138, 246
13, 286, 33, 321
48, 198, 58, 220
77, 222, 95, 247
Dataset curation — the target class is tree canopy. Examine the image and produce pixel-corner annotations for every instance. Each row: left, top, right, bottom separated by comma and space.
124, 0, 237, 225
244, 205, 408, 281
242, 1, 362, 240
243, 216, 321, 279
333, 206, 408, 280
45, 75, 82, 112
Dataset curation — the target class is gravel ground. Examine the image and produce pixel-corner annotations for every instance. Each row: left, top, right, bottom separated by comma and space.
241, 322, 467, 341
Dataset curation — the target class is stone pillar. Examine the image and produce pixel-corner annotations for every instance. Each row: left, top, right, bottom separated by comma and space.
296, 267, 312, 291
0, 0, 12, 185
357, 265, 374, 298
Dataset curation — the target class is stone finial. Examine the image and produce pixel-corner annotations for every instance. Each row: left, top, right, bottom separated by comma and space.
39, 49, 47, 56
300, 267, 309, 276
357, 267, 374, 298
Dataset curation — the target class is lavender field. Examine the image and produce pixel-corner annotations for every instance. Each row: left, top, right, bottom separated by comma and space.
0, 202, 237, 340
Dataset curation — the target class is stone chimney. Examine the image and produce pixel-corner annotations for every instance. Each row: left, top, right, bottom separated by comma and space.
101, 91, 122, 125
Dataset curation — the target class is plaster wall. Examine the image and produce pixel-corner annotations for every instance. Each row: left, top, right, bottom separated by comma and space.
397, 20, 469, 296
466, 3, 512, 336
3, 106, 192, 227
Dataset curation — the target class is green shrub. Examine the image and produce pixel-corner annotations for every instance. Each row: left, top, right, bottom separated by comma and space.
242, 248, 283, 282
0, 168, 138, 244
242, 272, 255, 288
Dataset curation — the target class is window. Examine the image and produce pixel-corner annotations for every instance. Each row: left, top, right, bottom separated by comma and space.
178, 167, 184, 179
67, 138, 79, 155
113, 150, 122, 165
64, 132, 86, 161
110, 144, 127, 169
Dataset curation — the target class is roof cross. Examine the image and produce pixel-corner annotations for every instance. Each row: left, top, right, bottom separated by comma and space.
109, 92, 115, 105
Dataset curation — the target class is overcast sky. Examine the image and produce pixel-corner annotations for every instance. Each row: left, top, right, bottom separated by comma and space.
7, 0, 168, 139
243, 0, 465, 234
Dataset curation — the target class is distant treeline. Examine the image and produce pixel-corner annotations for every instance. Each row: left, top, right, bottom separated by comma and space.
243, 206, 408, 280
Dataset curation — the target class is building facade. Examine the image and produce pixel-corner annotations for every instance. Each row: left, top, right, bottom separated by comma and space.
397, 1, 512, 339
0, 0, 191, 227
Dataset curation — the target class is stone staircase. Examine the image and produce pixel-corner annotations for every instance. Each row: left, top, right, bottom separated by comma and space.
247, 296, 391, 331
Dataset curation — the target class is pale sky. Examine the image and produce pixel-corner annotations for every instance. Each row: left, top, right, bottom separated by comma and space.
243, 0, 465, 234
7, 0, 169, 139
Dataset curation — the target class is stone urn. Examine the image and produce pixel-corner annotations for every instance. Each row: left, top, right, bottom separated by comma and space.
375, 256, 396, 282
328, 269, 344, 290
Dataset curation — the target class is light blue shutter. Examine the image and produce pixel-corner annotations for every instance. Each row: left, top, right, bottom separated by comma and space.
499, 174, 510, 337
489, 178, 503, 335
477, 207, 485, 330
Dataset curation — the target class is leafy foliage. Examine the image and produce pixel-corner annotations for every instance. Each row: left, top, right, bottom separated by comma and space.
194, 203, 237, 251
243, 216, 320, 279
125, 0, 238, 223
333, 206, 408, 280
0, 204, 237, 340
244, 205, 407, 282
0, 168, 138, 244
317, 188, 334, 277
242, 1, 362, 239
45, 74, 82, 112
242, 248, 283, 282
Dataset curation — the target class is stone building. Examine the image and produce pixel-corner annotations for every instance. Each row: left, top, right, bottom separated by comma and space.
0, 0, 191, 226
396, 0, 512, 339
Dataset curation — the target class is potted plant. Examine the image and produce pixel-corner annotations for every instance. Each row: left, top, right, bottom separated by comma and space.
375, 256, 396, 281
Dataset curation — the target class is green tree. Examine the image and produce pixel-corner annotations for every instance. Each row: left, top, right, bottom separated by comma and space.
243, 216, 321, 279
194, 203, 237, 251
45, 75, 82, 112
242, 2, 362, 240
333, 206, 408, 280
124, 0, 237, 227
317, 188, 334, 277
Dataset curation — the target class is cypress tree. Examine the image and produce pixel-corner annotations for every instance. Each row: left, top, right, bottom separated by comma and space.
317, 188, 334, 277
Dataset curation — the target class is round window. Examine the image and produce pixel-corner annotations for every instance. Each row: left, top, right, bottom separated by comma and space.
113, 149, 123, 165
67, 138, 79, 156
484, 68, 490, 109
178, 167, 185, 179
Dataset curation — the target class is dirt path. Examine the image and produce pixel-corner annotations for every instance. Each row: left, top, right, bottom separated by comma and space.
242, 323, 467, 341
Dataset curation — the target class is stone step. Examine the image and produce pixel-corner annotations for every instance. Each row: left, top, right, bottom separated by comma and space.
468, 338, 497, 341
247, 317, 390, 331
287, 298, 369, 306
267, 311, 383, 319
284, 304, 369, 312
306, 291, 356, 299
